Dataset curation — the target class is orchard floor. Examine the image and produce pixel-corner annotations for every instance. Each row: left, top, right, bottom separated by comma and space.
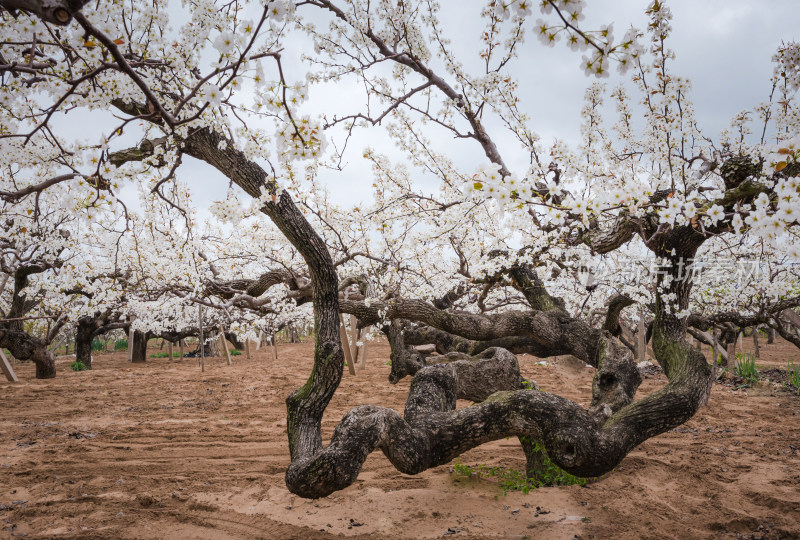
1, 338, 799, 540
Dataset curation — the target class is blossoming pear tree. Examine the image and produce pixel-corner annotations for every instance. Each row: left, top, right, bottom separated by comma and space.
2, 0, 800, 499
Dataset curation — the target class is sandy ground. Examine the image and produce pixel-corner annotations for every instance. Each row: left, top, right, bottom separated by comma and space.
1, 336, 799, 539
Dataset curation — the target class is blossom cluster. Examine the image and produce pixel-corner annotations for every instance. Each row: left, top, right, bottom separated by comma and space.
210, 188, 247, 225
276, 116, 328, 161
774, 42, 800, 92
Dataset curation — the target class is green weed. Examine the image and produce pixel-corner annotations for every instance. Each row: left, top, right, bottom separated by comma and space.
69, 360, 88, 371
114, 339, 128, 351
150, 351, 181, 358
91, 339, 105, 352
520, 437, 588, 488
734, 352, 758, 386
787, 359, 800, 393
230, 350, 242, 356
452, 449, 585, 496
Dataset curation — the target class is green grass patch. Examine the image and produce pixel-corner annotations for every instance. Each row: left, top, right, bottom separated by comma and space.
69, 360, 88, 371
452, 446, 585, 496
230, 350, 242, 356
149, 351, 182, 358
114, 339, 128, 351
788, 359, 800, 393
734, 352, 758, 386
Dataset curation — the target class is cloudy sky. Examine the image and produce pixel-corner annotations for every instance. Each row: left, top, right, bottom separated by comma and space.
169, 0, 799, 212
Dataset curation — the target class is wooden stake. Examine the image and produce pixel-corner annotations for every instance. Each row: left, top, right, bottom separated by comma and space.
621, 324, 655, 360
637, 315, 647, 362
256, 330, 263, 351
727, 340, 736, 369
127, 327, 134, 363
246, 338, 251, 360
359, 326, 370, 371
752, 326, 760, 358
339, 313, 356, 375
218, 325, 232, 365
198, 305, 204, 373
48, 334, 67, 353
271, 332, 278, 362
0, 348, 18, 383
711, 328, 719, 376
349, 314, 359, 365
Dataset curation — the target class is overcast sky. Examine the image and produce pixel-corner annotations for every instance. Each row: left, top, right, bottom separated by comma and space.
164, 0, 800, 213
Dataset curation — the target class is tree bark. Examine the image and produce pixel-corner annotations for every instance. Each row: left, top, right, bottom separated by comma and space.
403, 324, 555, 359
0, 328, 56, 379
74, 313, 126, 369
0, 0, 88, 24
75, 324, 93, 369
32, 346, 56, 378
75, 319, 94, 368
340, 298, 604, 364
384, 320, 426, 384
130, 330, 149, 363
767, 326, 776, 344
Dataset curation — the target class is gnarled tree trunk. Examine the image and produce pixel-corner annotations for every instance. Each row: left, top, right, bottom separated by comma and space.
75, 317, 95, 368
0, 262, 62, 378
224, 331, 245, 351
0, 328, 56, 379
121, 120, 712, 501
130, 330, 150, 363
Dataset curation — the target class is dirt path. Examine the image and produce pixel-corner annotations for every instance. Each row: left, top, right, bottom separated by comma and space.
1, 338, 799, 539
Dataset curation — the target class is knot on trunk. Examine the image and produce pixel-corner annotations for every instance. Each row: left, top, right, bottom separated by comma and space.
589, 333, 641, 425
388, 347, 426, 384
445, 347, 528, 402
404, 365, 458, 424
386, 320, 427, 384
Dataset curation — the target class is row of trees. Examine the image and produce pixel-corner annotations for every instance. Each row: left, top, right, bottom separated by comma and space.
2, 0, 799, 497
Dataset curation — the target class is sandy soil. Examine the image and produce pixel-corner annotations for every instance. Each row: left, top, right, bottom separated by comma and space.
1, 337, 799, 539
